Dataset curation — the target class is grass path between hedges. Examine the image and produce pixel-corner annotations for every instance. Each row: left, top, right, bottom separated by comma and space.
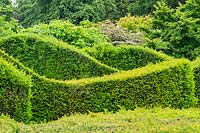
1, 108, 200, 133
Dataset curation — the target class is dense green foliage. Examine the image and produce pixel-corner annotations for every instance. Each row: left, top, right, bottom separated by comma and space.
1, 0, 200, 127
2, 46, 195, 123
0, 16, 20, 37
192, 57, 200, 105
85, 44, 172, 70
0, 33, 117, 80
0, 57, 32, 123
15, 0, 126, 27
0, 0, 13, 20
143, 0, 200, 59
23, 20, 108, 48
31, 59, 196, 122
129, 0, 185, 16
14, 0, 185, 27
1, 108, 200, 132
117, 15, 152, 32
0, 0, 21, 37
1, 49, 194, 122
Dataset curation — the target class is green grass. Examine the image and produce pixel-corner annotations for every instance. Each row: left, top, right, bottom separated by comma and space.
1, 108, 200, 132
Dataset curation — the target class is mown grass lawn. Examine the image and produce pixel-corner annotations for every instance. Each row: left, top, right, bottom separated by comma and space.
1, 108, 200, 132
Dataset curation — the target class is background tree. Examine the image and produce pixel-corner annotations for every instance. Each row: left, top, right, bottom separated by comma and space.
0, 0, 13, 20
15, 0, 116, 26
14, 0, 187, 27
128, 0, 185, 16
143, 0, 200, 59
0, 0, 20, 37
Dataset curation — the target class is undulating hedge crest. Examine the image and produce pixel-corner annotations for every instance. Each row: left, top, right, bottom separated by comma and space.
0, 33, 118, 80
0, 57, 32, 123
0, 50, 34, 75
0, 49, 197, 122
31, 59, 196, 122
85, 44, 172, 70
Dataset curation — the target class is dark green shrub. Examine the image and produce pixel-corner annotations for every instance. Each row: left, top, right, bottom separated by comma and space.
192, 57, 200, 105
31, 59, 196, 122
0, 57, 32, 123
85, 44, 172, 70
0, 33, 118, 80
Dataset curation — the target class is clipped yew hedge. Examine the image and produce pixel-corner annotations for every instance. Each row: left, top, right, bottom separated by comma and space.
31, 59, 196, 122
85, 44, 172, 70
192, 57, 200, 105
0, 57, 32, 123
0, 49, 196, 122
0, 49, 33, 75
0, 33, 118, 80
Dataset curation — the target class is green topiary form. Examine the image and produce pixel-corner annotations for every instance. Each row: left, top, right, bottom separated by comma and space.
0, 57, 32, 123
85, 44, 172, 70
31, 59, 196, 122
0, 33, 118, 80
0, 49, 196, 123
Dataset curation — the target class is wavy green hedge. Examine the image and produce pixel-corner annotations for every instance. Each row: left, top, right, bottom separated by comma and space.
0, 57, 32, 123
31, 59, 196, 122
192, 57, 200, 105
85, 44, 172, 70
0, 49, 196, 123
0, 33, 118, 80
0, 50, 33, 75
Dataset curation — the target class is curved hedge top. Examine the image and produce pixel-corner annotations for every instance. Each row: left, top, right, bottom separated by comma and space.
48, 59, 190, 85
0, 49, 36, 76
0, 57, 32, 123
0, 33, 118, 80
85, 44, 172, 70
31, 58, 195, 122
0, 50, 195, 122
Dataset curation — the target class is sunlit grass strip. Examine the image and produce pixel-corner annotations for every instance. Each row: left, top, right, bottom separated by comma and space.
1, 108, 200, 132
